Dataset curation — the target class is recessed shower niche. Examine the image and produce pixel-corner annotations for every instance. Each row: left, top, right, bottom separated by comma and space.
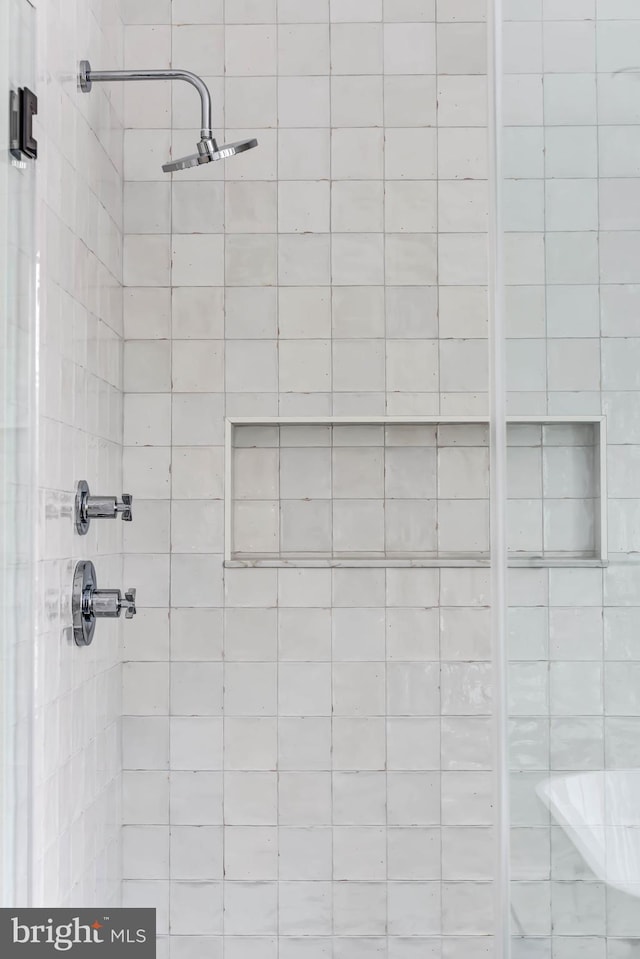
225, 416, 607, 567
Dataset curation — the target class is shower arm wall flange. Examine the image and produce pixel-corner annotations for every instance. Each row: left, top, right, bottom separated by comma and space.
78, 60, 214, 142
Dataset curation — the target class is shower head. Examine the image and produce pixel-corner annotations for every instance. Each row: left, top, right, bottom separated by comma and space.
162, 137, 259, 173
78, 61, 258, 174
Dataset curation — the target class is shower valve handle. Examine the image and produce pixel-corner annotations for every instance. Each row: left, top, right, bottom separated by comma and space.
123, 589, 137, 619
75, 481, 133, 534
90, 587, 137, 620
86, 493, 133, 521
73, 561, 137, 646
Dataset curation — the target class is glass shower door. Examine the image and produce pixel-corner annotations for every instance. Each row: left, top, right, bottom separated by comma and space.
1, 0, 36, 908
499, 1, 640, 956
0, 0, 11, 908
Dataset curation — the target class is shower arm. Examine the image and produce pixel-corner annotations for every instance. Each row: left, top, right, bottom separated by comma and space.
79, 61, 213, 141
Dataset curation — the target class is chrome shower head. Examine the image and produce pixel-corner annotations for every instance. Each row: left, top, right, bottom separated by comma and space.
78, 61, 259, 174
162, 137, 258, 174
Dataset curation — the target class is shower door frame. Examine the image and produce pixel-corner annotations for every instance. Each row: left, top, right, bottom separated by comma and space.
0, 0, 37, 909
488, 0, 511, 954
0, 0, 11, 908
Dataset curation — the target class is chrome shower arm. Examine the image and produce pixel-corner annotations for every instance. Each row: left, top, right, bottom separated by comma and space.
78, 58, 257, 173
79, 61, 213, 138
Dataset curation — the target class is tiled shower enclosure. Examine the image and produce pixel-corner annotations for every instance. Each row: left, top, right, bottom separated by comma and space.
2, 1, 640, 959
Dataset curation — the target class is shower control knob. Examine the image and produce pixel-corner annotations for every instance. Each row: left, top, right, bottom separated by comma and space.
115, 494, 133, 521
75, 480, 134, 534
72, 561, 138, 646
123, 589, 137, 619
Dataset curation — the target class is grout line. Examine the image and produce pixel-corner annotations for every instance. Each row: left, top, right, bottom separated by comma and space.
434, 0, 442, 589
593, 8, 609, 932
435, 2, 443, 942
328, 7, 335, 564
381, 3, 388, 564
274, 1, 280, 940
221, 0, 227, 942
167, 5, 174, 934
381, 4, 389, 917
540, 13, 549, 560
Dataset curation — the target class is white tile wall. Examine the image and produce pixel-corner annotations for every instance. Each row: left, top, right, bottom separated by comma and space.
121, 0, 495, 953
118, 0, 640, 955
32, 0, 124, 908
